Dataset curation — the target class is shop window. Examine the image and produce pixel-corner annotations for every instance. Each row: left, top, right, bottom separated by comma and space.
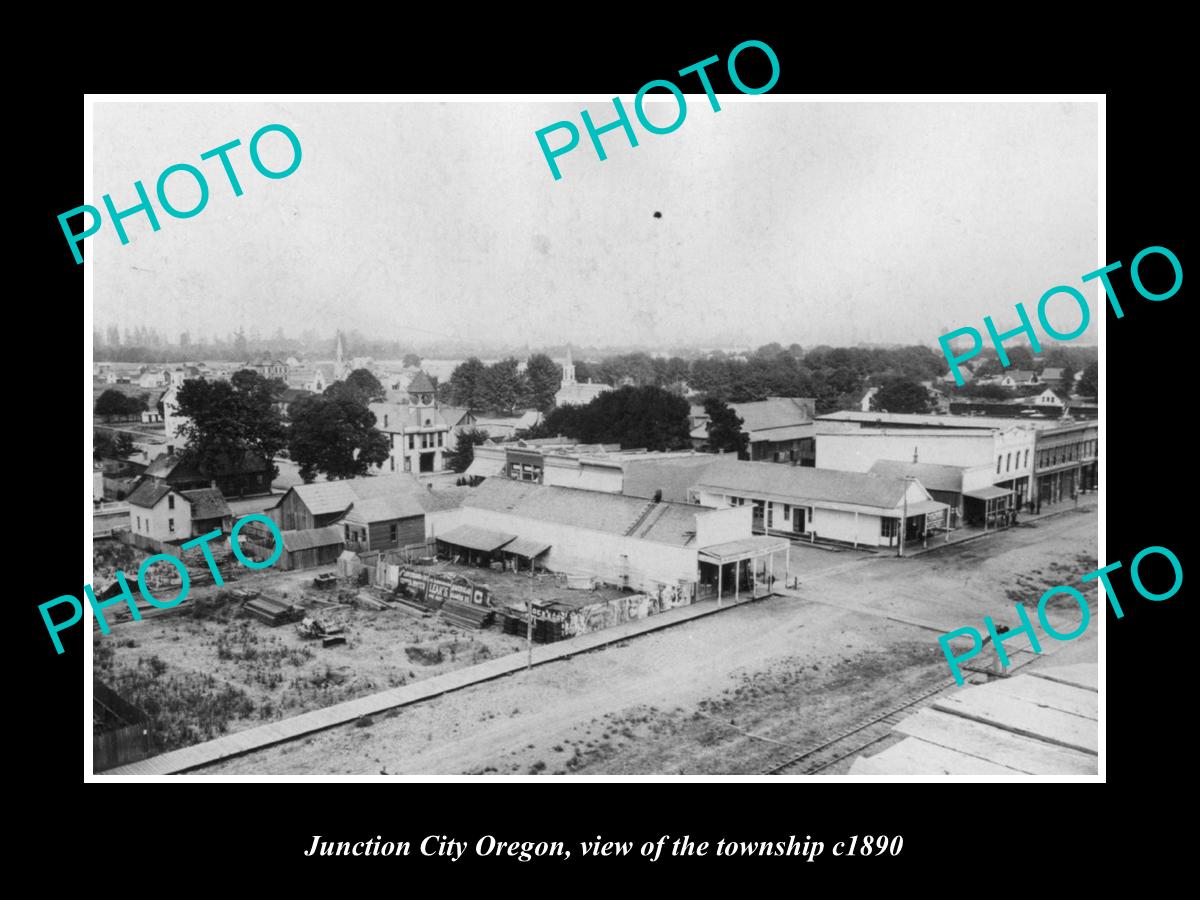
881, 518, 898, 537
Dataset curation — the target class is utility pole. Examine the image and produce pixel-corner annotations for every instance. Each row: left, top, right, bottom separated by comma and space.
526, 558, 534, 670
897, 476, 912, 558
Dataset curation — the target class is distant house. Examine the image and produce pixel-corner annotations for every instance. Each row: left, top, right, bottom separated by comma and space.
341, 493, 431, 553
140, 409, 162, 424
273, 387, 315, 417
1034, 387, 1068, 408
691, 397, 818, 465
127, 482, 231, 543
249, 357, 289, 379
472, 410, 543, 441
940, 368, 972, 384
1039, 367, 1065, 385
1000, 370, 1040, 387
142, 449, 272, 497
137, 369, 166, 388
270, 473, 438, 532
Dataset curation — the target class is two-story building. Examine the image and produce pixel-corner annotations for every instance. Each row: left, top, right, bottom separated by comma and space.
127, 481, 232, 544
370, 372, 454, 474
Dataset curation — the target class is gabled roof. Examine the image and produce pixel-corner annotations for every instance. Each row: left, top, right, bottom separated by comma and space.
180, 488, 231, 520
438, 406, 472, 427
145, 450, 269, 480
127, 480, 173, 509
343, 493, 427, 524
459, 478, 701, 546
869, 459, 965, 494
406, 371, 436, 394
622, 455, 722, 502
281, 525, 345, 552
283, 474, 431, 517
693, 459, 918, 511
1005, 370, 1038, 383
1040, 367, 1065, 380
731, 398, 816, 433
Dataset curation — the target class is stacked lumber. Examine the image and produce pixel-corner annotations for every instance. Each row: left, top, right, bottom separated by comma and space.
243, 595, 300, 626
355, 593, 390, 611
439, 599, 494, 630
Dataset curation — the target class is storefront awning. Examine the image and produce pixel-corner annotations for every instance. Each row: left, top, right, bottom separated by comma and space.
504, 537, 551, 559
896, 500, 951, 518
699, 536, 791, 564
963, 486, 1015, 501
436, 524, 516, 553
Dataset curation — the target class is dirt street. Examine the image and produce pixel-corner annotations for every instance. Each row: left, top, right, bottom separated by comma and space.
203, 505, 1098, 775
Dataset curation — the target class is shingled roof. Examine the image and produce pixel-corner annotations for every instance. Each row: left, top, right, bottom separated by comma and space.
280, 474, 436, 518
406, 371, 436, 394
459, 478, 700, 546
127, 480, 173, 509
180, 488, 231, 520
693, 459, 915, 511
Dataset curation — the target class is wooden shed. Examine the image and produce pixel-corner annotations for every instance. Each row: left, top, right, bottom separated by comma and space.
271, 525, 346, 571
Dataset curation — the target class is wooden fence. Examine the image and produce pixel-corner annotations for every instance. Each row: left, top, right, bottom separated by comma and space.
93, 679, 152, 771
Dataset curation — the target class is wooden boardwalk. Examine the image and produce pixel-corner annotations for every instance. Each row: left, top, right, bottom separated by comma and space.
103, 596, 746, 776
849, 664, 1099, 775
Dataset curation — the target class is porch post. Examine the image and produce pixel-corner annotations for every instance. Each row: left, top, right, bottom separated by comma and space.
735, 559, 741, 602
717, 563, 723, 607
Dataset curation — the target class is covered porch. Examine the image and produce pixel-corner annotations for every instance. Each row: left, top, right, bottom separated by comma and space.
962, 485, 1016, 529
500, 536, 552, 573
697, 536, 792, 605
435, 524, 516, 567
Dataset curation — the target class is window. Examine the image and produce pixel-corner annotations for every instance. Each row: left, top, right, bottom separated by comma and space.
409, 435, 416, 450
389, 457, 395, 472
881, 518, 898, 538
384, 414, 389, 428
404, 458, 411, 472
168, 495, 175, 510
389, 524, 398, 542
168, 518, 175, 532
783, 504, 791, 518
1006, 452, 1012, 473
136, 516, 141, 531
437, 431, 444, 447
997, 456, 1002, 474
1024, 449, 1029, 468
345, 524, 351, 540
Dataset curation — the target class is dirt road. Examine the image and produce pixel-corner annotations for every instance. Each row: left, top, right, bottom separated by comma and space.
204, 507, 1098, 775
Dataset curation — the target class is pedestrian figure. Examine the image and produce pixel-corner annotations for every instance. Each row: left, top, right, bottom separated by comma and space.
993, 624, 1011, 677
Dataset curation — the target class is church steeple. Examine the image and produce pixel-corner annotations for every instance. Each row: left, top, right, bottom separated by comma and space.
562, 345, 576, 385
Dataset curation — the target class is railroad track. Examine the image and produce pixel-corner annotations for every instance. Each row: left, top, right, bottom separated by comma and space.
764, 677, 958, 775
764, 645, 1048, 775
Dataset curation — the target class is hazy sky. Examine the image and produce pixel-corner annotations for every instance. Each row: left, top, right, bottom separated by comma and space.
93, 100, 1098, 350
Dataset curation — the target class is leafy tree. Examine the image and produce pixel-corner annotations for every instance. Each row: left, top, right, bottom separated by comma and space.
479, 357, 526, 415
1077, 362, 1098, 398
958, 382, 1011, 400
94, 389, 146, 417
287, 395, 390, 482
175, 370, 286, 481
402, 353, 422, 368
444, 427, 491, 473
704, 398, 749, 457
874, 378, 932, 414
93, 429, 135, 460
447, 357, 488, 408
328, 368, 385, 405
530, 386, 690, 451
523, 353, 561, 412
1001, 345, 1035, 370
